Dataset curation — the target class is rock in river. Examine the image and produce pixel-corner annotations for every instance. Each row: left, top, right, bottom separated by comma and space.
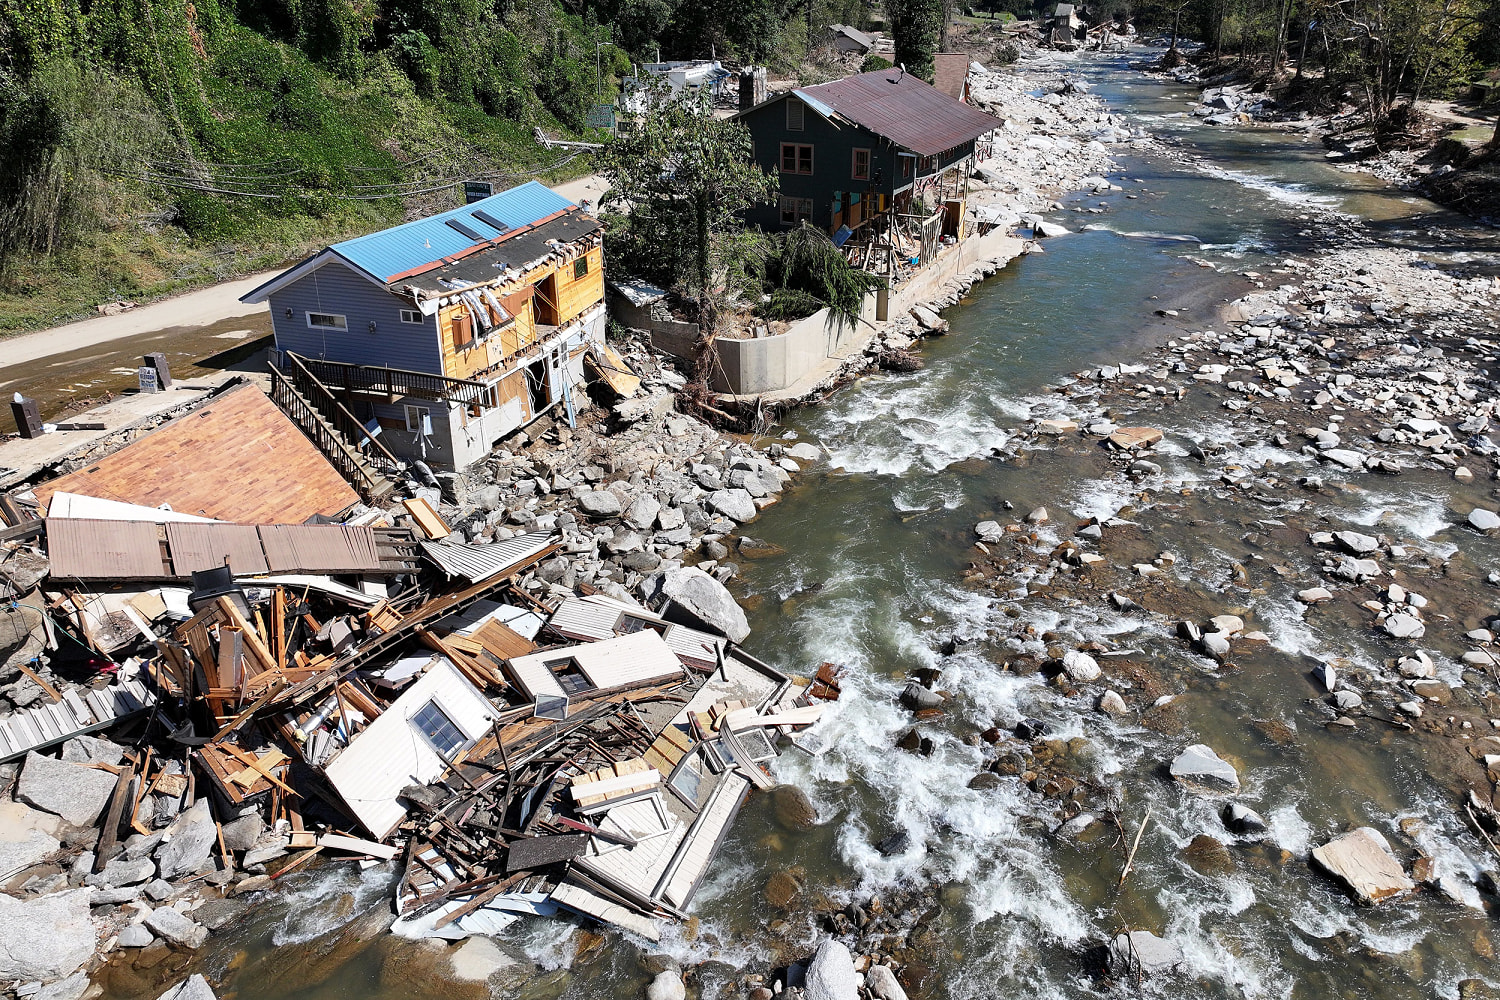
866, 965, 908, 1000
805, 938, 859, 1000
706, 488, 758, 524
1061, 650, 1101, 683
1222, 802, 1268, 835
156, 977, 218, 1000
1470, 508, 1500, 534
975, 520, 1004, 544
1383, 613, 1425, 640
658, 567, 749, 643
1311, 827, 1414, 904
1169, 744, 1241, 794
1108, 426, 1164, 451
1107, 930, 1182, 978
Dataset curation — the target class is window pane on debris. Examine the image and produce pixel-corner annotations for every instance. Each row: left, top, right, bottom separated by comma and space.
616, 614, 666, 636
670, 750, 706, 804
736, 728, 777, 761
411, 700, 466, 757
547, 657, 593, 694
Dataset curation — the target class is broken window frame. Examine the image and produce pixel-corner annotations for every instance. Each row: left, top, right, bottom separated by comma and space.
852, 148, 871, 181
404, 404, 431, 434
307, 311, 348, 331
615, 613, 668, 637
545, 656, 595, 696
780, 143, 813, 175
410, 699, 471, 758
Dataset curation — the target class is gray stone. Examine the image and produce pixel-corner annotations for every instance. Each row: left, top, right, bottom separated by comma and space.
116, 924, 155, 948
658, 567, 750, 643
1321, 449, 1367, 470
865, 965, 908, 1000
1221, 802, 1267, 835
656, 506, 686, 531
89, 885, 143, 905
578, 491, 623, 517
34, 971, 91, 1000
786, 442, 821, 462
1096, 690, 1128, 715
154, 800, 217, 881
0, 828, 60, 878
220, 812, 264, 852
804, 937, 859, 1000
1107, 930, 1182, 977
143, 879, 174, 901
706, 489, 757, 523
623, 496, 662, 531
60, 736, 124, 766
144, 906, 208, 949
1311, 828, 1414, 904
900, 683, 944, 711
1061, 650, 1100, 683
1471, 508, 1500, 534
16, 752, 118, 827
1334, 689, 1364, 710
94, 857, 155, 888
645, 971, 686, 1000
1383, 613, 1425, 639
1169, 744, 1241, 794
1334, 531, 1379, 555
155, 975, 217, 1000
1199, 631, 1232, 661
0, 888, 96, 982
1298, 587, 1334, 604
975, 520, 1004, 544
1025, 506, 1049, 524
1332, 556, 1381, 580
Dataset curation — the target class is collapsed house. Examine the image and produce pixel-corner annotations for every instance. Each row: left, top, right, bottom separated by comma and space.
239, 181, 614, 475
0, 384, 833, 943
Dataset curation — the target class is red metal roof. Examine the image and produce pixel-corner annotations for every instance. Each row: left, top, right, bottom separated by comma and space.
798, 69, 999, 157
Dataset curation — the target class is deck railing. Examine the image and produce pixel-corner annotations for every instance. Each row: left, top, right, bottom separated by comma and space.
277, 351, 496, 408
267, 366, 396, 500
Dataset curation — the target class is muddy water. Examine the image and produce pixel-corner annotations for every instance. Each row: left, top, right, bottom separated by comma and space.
186, 50, 1500, 1000
0, 315, 273, 423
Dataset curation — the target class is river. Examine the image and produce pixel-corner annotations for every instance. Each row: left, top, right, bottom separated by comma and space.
194, 47, 1500, 1000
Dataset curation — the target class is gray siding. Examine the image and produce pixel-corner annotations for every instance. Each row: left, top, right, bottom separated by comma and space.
267, 260, 444, 374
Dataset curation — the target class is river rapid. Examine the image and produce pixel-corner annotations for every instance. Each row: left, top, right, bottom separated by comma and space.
194, 48, 1500, 1000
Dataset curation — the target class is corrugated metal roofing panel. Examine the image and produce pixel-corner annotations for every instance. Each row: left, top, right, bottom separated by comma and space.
258, 525, 382, 573
46, 518, 165, 579
799, 70, 1001, 156
332, 182, 579, 283
165, 523, 269, 576
419, 531, 555, 583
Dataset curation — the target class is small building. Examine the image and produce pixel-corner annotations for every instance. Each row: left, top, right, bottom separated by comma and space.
620, 60, 732, 113
240, 182, 607, 472
735, 68, 1001, 270
822, 24, 875, 54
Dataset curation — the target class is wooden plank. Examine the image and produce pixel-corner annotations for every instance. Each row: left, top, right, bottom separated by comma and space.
14, 661, 61, 703
216, 597, 277, 675
270, 846, 324, 879
228, 748, 288, 789
403, 497, 450, 541
318, 834, 401, 860
472, 619, 537, 660
93, 760, 138, 873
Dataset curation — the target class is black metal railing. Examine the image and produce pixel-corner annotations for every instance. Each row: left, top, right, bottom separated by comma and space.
277, 351, 496, 408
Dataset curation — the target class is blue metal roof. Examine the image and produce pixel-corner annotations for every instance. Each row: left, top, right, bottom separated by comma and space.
332, 181, 578, 283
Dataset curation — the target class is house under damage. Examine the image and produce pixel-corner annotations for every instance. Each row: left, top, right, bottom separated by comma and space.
0, 395, 835, 943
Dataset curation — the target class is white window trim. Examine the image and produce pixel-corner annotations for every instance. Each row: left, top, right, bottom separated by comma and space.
399, 309, 423, 324
409, 698, 472, 759
404, 404, 431, 434
306, 311, 347, 331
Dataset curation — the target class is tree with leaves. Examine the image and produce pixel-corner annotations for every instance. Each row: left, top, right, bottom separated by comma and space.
596, 87, 777, 332
887, 0, 943, 80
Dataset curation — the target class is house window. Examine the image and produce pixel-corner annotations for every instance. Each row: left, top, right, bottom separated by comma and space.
306, 312, 347, 330
901, 156, 913, 178
786, 99, 805, 131
404, 404, 430, 434
547, 657, 593, 695
780, 143, 813, 175
616, 613, 667, 636
778, 196, 813, 226
411, 700, 468, 758
399, 309, 422, 324
920, 154, 937, 174
574, 256, 589, 280
852, 148, 871, 181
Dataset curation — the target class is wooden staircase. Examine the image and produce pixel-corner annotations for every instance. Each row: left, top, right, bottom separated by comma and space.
267, 354, 399, 502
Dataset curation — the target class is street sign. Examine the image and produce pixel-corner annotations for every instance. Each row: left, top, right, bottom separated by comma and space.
463, 181, 493, 204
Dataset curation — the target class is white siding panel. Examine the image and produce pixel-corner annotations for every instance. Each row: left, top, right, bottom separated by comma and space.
324, 659, 496, 840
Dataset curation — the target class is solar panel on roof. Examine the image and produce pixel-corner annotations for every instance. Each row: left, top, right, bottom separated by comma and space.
471, 210, 511, 234
446, 219, 486, 242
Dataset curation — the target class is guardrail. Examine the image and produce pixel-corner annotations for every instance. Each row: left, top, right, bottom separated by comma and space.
278, 351, 496, 408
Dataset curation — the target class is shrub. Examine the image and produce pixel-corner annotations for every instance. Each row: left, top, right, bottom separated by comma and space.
861, 54, 893, 72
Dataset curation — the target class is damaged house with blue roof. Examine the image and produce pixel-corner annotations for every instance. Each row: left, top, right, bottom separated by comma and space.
240, 181, 608, 471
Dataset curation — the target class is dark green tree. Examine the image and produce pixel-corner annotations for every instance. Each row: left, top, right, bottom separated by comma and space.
887, 0, 943, 80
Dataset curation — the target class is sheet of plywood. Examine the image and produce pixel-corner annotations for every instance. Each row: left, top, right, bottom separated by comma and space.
35, 384, 358, 523
403, 497, 450, 540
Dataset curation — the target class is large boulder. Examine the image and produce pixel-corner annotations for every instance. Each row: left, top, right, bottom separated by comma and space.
145, 907, 209, 949
706, 489, 758, 524
17, 751, 118, 827
658, 567, 749, 643
156, 975, 218, 1000
1061, 650, 1101, 683
0, 888, 97, 982
1311, 827, 1414, 904
155, 799, 218, 880
577, 491, 623, 518
1169, 744, 1240, 794
865, 965, 908, 1000
804, 938, 859, 1000
1107, 930, 1182, 977
0, 800, 61, 875
645, 971, 686, 1000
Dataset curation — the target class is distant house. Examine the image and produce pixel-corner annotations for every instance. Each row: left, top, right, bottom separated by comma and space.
933, 52, 973, 103
822, 24, 875, 54
620, 60, 732, 112
735, 68, 1000, 264
241, 182, 606, 471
